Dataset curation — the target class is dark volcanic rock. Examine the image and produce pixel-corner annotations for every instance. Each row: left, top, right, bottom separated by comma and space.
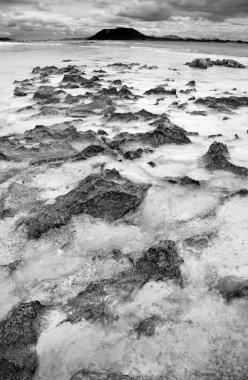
0, 122, 104, 164
108, 112, 138, 122
144, 87, 176, 96
70, 369, 148, 380
67, 96, 115, 116
0, 301, 44, 380
72, 145, 106, 161
203, 142, 248, 176
195, 96, 248, 110
186, 80, 196, 87
166, 176, 200, 187
134, 315, 160, 338
214, 276, 248, 302
110, 120, 191, 150
186, 58, 211, 69
64, 240, 183, 324
123, 148, 144, 160
186, 58, 245, 69
17, 169, 150, 238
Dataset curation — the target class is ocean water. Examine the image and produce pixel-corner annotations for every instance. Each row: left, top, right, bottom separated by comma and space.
0, 40, 248, 380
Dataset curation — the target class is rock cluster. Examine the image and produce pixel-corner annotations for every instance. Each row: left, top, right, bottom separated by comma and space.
186, 58, 246, 69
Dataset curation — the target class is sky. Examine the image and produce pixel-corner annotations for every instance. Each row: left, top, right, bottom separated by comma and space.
0, 0, 248, 41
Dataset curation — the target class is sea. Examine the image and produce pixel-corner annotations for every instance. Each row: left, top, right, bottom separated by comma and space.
0, 40, 248, 380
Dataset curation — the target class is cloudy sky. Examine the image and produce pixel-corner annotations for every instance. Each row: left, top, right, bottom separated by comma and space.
0, 0, 248, 41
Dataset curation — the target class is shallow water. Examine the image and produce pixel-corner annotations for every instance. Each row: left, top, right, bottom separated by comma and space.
0, 40, 248, 380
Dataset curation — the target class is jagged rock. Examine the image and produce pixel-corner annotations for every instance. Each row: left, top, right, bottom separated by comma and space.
72, 145, 106, 161
135, 109, 160, 120
144, 87, 176, 96
112, 79, 122, 85
186, 58, 245, 69
108, 112, 138, 122
134, 315, 160, 338
203, 142, 248, 176
208, 134, 223, 138
110, 120, 191, 150
0, 301, 44, 380
186, 80, 196, 87
64, 240, 183, 324
188, 110, 207, 116
0, 182, 41, 218
195, 96, 248, 110
14, 87, 29, 97
212, 59, 245, 68
0, 123, 104, 164
124, 148, 144, 160
97, 129, 108, 136
17, 169, 150, 238
214, 276, 248, 301
148, 161, 156, 167
186, 58, 211, 69
166, 176, 200, 187
70, 369, 149, 380
33, 86, 65, 102
0, 152, 8, 161
67, 96, 115, 116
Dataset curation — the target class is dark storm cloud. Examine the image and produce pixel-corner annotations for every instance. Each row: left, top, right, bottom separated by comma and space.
118, 0, 248, 22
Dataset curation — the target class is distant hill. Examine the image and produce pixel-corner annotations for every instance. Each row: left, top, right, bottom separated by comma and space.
0, 37, 12, 42
88, 27, 149, 41
88, 27, 248, 44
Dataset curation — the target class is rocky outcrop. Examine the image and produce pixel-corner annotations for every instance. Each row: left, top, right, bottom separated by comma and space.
67, 96, 115, 116
110, 120, 191, 150
144, 87, 176, 96
165, 176, 200, 187
195, 96, 248, 110
203, 142, 248, 176
17, 169, 150, 239
64, 240, 183, 324
70, 370, 150, 380
0, 301, 44, 380
186, 58, 245, 69
72, 145, 106, 161
0, 123, 105, 164
134, 315, 161, 338
214, 276, 248, 302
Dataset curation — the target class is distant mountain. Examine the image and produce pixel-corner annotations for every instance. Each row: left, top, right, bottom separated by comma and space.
88, 27, 248, 44
0, 37, 12, 42
88, 27, 149, 41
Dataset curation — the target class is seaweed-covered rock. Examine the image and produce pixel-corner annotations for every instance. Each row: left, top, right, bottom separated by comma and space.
110, 120, 191, 150
195, 96, 248, 110
17, 169, 150, 238
0, 301, 44, 380
144, 87, 176, 96
203, 142, 248, 176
